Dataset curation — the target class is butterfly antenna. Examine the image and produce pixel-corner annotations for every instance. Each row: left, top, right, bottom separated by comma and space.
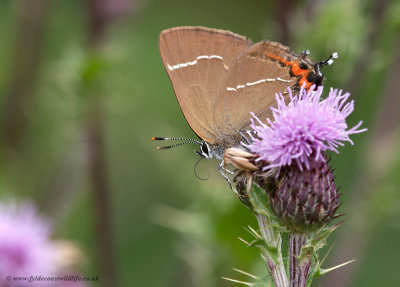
316, 52, 339, 69
155, 141, 199, 150
152, 137, 202, 150
300, 49, 310, 59
321, 52, 339, 66
152, 137, 201, 144
194, 156, 209, 180
314, 52, 339, 76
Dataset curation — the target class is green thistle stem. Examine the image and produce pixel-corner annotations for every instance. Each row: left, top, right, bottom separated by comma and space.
289, 233, 310, 287
256, 214, 288, 287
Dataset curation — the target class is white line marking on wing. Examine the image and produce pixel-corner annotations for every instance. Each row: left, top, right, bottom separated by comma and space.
226, 77, 291, 91
167, 55, 227, 71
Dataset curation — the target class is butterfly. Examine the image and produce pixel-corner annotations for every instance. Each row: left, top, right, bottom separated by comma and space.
153, 26, 337, 181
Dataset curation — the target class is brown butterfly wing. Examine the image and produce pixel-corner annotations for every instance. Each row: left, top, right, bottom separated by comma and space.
159, 26, 252, 143
213, 41, 300, 145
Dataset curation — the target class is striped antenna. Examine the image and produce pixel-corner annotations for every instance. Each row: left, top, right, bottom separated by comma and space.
314, 52, 339, 77
318, 52, 339, 68
152, 137, 201, 144
156, 141, 200, 150
152, 137, 202, 150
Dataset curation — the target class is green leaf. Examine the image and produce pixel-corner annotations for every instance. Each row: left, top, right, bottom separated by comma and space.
297, 244, 313, 265
309, 226, 335, 251
249, 237, 279, 259
248, 183, 285, 230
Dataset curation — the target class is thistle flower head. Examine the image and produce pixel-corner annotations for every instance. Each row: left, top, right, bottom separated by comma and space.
246, 85, 367, 170
0, 201, 56, 282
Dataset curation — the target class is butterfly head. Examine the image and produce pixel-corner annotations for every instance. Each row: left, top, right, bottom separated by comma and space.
195, 141, 211, 159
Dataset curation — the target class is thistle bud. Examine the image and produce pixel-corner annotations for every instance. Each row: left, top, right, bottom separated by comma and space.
270, 158, 339, 232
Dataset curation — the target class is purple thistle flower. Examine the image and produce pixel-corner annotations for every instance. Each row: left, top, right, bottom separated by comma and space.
246, 85, 367, 170
0, 201, 56, 286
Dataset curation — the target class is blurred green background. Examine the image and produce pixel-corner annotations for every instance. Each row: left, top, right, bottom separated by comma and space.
1, 0, 399, 286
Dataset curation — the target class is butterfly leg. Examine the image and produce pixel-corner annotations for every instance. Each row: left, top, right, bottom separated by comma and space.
218, 160, 234, 189
239, 130, 256, 145
239, 131, 251, 144
220, 161, 234, 175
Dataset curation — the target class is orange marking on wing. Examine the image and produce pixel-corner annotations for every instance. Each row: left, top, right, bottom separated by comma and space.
266, 53, 292, 67
265, 52, 313, 90
266, 53, 281, 62
290, 63, 308, 76
298, 76, 313, 89
266, 53, 308, 75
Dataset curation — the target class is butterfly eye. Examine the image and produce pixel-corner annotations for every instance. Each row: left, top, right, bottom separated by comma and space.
201, 142, 209, 155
